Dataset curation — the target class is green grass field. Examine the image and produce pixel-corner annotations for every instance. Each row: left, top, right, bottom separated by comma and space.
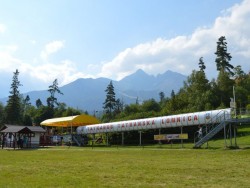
0, 126, 250, 188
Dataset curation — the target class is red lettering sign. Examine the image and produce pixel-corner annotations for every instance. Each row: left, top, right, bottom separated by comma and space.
167, 118, 170, 123
171, 118, 175, 123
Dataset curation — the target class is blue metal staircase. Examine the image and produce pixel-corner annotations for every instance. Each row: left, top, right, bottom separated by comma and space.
72, 134, 84, 146
194, 110, 231, 148
194, 121, 228, 148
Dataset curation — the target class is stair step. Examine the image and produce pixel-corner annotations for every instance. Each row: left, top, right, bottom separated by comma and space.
194, 122, 226, 148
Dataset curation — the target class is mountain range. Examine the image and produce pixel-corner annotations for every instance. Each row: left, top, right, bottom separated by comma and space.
0, 69, 187, 113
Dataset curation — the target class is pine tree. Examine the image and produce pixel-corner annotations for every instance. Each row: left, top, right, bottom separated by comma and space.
215, 36, 234, 76
47, 79, 63, 108
24, 95, 31, 106
103, 81, 116, 119
36, 99, 43, 108
215, 36, 234, 107
23, 95, 31, 113
0, 102, 5, 125
5, 69, 22, 124
159, 91, 165, 103
198, 57, 206, 72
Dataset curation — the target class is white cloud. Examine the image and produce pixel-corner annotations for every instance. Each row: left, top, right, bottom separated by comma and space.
0, 45, 21, 71
6, 45, 18, 52
30, 40, 37, 45
99, 0, 250, 80
0, 52, 21, 71
0, 24, 6, 33
0, 43, 89, 93
40, 40, 65, 60
29, 59, 91, 86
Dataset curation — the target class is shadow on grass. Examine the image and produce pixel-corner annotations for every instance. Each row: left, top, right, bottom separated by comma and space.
3, 146, 54, 151
240, 146, 250, 150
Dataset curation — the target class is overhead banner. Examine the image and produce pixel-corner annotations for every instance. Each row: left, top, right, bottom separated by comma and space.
154, 134, 188, 140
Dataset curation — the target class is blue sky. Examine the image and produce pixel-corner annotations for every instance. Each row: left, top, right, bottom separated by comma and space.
0, 0, 249, 98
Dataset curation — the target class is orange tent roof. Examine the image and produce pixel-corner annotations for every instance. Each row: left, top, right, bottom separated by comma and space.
40, 114, 100, 127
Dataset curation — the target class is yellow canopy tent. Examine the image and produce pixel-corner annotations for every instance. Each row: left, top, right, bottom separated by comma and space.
40, 114, 100, 127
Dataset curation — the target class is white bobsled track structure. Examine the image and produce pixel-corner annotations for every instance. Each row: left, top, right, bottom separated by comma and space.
77, 108, 231, 134
76, 108, 244, 148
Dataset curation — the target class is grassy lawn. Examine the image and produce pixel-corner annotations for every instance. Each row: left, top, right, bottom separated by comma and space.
0, 126, 250, 188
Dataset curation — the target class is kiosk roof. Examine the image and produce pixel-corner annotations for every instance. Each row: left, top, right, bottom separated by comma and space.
40, 114, 99, 127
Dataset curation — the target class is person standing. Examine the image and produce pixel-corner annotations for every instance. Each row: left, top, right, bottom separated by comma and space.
1, 136, 5, 149
198, 126, 203, 139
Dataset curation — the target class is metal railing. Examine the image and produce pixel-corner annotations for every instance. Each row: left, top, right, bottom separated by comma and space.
72, 134, 85, 146
194, 109, 231, 148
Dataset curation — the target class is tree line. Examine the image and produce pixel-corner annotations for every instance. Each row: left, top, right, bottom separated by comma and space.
0, 72, 83, 126
102, 36, 250, 122
0, 36, 249, 128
